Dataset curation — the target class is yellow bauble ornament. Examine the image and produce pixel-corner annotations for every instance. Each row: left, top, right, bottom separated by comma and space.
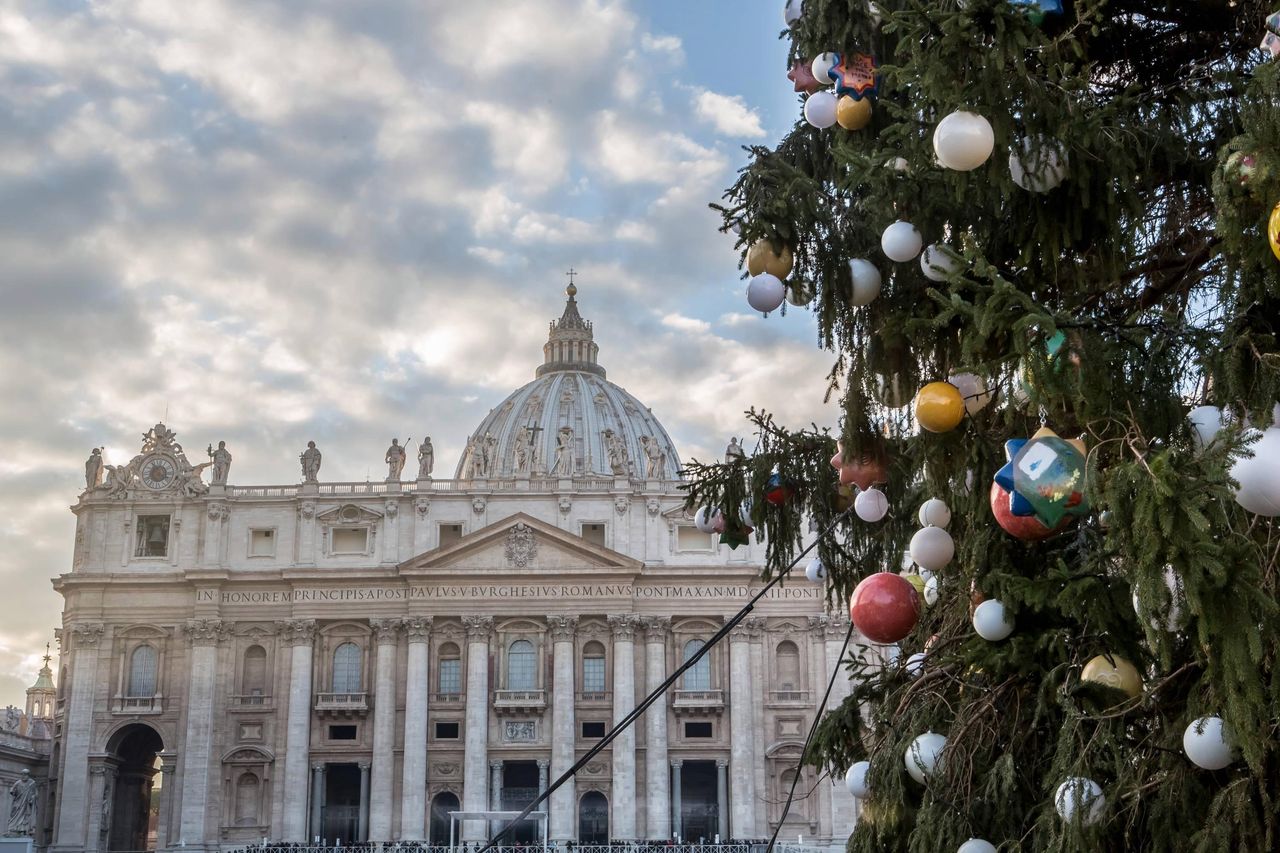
1269, 201, 1280, 262
836, 95, 872, 131
1081, 654, 1143, 700
747, 239, 794, 279
900, 572, 926, 599
914, 382, 966, 433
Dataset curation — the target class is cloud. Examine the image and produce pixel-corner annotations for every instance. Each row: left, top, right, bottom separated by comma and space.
693, 89, 766, 138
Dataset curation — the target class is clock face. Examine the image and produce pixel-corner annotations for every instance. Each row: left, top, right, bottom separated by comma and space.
141, 455, 177, 490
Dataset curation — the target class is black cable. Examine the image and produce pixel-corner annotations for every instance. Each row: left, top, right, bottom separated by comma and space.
479, 508, 853, 852
764, 617, 855, 853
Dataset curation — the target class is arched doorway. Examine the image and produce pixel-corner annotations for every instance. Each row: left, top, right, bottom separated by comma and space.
429, 791, 460, 845
578, 791, 608, 843
105, 723, 163, 852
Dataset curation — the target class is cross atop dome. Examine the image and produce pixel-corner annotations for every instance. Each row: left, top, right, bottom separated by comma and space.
539, 273, 604, 378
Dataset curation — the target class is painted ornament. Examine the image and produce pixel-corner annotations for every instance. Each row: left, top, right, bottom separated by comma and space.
765, 472, 795, 505
830, 53, 880, 99
746, 239, 794, 278
830, 442, 888, 490
914, 381, 966, 432
993, 427, 1089, 527
1081, 654, 1143, 700
836, 95, 873, 131
788, 60, 823, 95
849, 573, 921, 643
990, 482, 1067, 540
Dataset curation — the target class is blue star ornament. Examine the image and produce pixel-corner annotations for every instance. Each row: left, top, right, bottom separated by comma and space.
994, 438, 1036, 516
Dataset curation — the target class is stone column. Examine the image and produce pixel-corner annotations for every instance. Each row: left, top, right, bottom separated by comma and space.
179, 619, 228, 846
537, 759, 549, 796
670, 760, 682, 841
820, 614, 859, 839
716, 759, 729, 842
85, 762, 112, 851
358, 762, 371, 841
309, 764, 325, 842
547, 615, 578, 842
747, 617, 768, 838
368, 618, 400, 841
278, 620, 317, 841
642, 617, 670, 840
607, 615, 639, 840
400, 616, 433, 840
489, 759, 503, 837
728, 624, 757, 840
54, 622, 103, 853
155, 753, 177, 850
462, 616, 493, 841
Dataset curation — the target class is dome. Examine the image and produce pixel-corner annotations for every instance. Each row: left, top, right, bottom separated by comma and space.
456, 283, 682, 480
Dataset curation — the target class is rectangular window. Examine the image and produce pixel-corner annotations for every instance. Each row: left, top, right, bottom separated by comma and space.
328, 725, 358, 741
438, 658, 462, 695
249, 528, 276, 557
684, 721, 713, 738
134, 515, 171, 558
435, 721, 460, 739
582, 656, 606, 693
580, 522, 606, 547
439, 523, 464, 548
331, 527, 368, 554
581, 721, 606, 739
676, 525, 714, 552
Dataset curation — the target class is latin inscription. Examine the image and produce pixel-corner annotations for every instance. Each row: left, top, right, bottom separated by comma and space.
195, 583, 820, 605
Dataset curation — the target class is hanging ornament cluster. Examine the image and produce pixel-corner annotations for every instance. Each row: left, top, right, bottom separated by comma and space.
904, 731, 947, 784
1230, 405, 1280, 515
1054, 776, 1105, 826
849, 573, 920, 643
914, 381, 966, 432
993, 426, 1089, 529
1183, 716, 1235, 770
803, 52, 879, 130
933, 111, 994, 171
744, 239, 796, 314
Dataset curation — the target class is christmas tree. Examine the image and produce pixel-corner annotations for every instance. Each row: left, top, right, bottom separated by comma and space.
685, 1, 1280, 850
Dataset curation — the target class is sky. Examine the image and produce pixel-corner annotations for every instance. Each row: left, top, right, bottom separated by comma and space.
0, 0, 840, 708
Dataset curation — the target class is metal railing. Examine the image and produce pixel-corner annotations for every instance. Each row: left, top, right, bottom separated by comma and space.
227, 842, 775, 853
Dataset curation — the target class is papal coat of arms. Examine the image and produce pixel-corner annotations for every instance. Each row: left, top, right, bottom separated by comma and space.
504, 523, 537, 568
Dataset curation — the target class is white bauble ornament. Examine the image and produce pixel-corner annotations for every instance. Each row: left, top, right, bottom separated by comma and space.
804, 90, 838, 129
848, 258, 882, 306
805, 558, 827, 584
923, 575, 939, 607
1183, 716, 1235, 770
783, 0, 804, 25
1187, 405, 1224, 450
908, 526, 954, 572
1230, 426, 1280, 516
957, 841, 997, 853
787, 280, 814, 307
855, 487, 889, 522
972, 599, 1014, 641
747, 273, 786, 313
948, 372, 994, 415
810, 53, 838, 86
1054, 777, 1105, 826
906, 651, 926, 678
920, 244, 962, 282
918, 498, 951, 528
1009, 136, 1067, 192
693, 507, 719, 533
884, 156, 909, 172
1132, 566, 1186, 631
867, 1, 882, 25
845, 761, 871, 798
904, 731, 947, 784
933, 111, 995, 171
881, 220, 923, 262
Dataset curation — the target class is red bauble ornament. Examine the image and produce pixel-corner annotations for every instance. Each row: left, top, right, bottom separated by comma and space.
849, 573, 921, 643
765, 473, 794, 505
830, 442, 888, 490
989, 482, 1069, 541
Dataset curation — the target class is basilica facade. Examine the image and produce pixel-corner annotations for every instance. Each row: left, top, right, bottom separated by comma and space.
48, 287, 859, 851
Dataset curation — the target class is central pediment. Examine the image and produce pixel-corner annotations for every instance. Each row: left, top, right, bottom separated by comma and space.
398, 512, 643, 574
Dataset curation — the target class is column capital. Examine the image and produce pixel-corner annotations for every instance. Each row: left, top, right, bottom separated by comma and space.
358, 762, 371, 772
607, 614, 641, 640
816, 612, 851, 639
463, 615, 493, 640
402, 616, 434, 640
370, 618, 401, 644
670, 759, 683, 770
489, 759, 503, 770
276, 619, 317, 646
312, 763, 325, 772
184, 618, 230, 646
743, 616, 767, 639
728, 621, 753, 641
641, 616, 670, 642
715, 759, 729, 769
536, 759, 550, 769
547, 615, 578, 641
70, 622, 105, 648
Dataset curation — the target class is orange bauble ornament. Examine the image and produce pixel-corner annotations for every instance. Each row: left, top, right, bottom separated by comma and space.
836, 95, 872, 130
747, 239, 794, 279
913, 382, 965, 432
